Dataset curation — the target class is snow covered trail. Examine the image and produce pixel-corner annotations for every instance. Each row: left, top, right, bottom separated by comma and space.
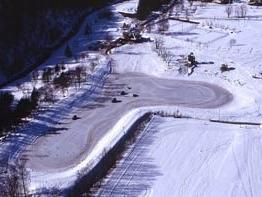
25, 72, 232, 190
94, 116, 262, 197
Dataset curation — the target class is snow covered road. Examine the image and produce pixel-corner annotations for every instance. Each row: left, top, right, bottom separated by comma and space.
94, 116, 262, 197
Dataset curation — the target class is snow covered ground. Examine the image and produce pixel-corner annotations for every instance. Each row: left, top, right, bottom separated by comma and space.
94, 116, 262, 197
93, 1, 262, 196
25, 73, 231, 190
92, 1, 262, 197
0, 0, 262, 195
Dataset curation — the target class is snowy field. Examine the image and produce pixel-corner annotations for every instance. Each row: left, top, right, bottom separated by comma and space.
0, 0, 262, 195
94, 116, 262, 197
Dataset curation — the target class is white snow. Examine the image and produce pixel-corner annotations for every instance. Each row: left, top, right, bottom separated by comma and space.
93, 1, 262, 197
1, 0, 262, 196
96, 116, 262, 197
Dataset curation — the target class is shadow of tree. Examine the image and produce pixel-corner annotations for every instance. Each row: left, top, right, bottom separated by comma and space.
91, 117, 163, 197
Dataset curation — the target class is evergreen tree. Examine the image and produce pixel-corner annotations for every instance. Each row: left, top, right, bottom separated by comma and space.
65, 44, 73, 58
31, 88, 40, 108
84, 23, 92, 35
15, 98, 33, 118
0, 92, 14, 112
42, 68, 53, 83
0, 92, 14, 130
137, 0, 171, 20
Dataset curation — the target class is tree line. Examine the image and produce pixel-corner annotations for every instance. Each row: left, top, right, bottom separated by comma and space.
0, 89, 40, 136
0, 45, 93, 136
0, 0, 109, 79
0, 0, 105, 43
0, 0, 170, 79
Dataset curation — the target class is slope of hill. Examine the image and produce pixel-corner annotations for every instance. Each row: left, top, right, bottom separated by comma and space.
0, 0, 110, 84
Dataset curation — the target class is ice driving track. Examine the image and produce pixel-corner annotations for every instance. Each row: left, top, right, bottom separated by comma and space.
0, 71, 233, 191
27, 73, 232, 168
26, 72, 232, 189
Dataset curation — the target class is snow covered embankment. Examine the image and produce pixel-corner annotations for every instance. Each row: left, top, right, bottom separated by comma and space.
30, 107, 149, 191
30, 104, 233, 192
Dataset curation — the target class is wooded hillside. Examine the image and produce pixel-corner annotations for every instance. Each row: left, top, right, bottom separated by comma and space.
0, 0, 107, 79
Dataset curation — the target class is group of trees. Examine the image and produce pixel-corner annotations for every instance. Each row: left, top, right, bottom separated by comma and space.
53, 67, 87, 96
0, 0, 177, 79
44, 64, 88, 96
36, 58, 91, 100
0, 160, 29, 197
0, 41, 92, 135
0, 0, 109, 41
0, 88, 40, 136
154, 36, 174, 67
0, 0, 110, 79
225, 4, 248, 18
158, 14, 170, 34
0, 61, 89, 135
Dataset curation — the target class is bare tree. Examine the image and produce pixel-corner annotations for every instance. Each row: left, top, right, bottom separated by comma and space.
31, 70, 39, 87
90, 61, 98, 73
235, 6, 241, 18
181, 0, 185, 10
42, 68, 53, 84
154, 36, 164, 51
4, 167, 20, 197
240, 4, 248, 18
225, 5, 233, 18
173, 6, 180, 16
41, 86, 56, 103
53, 72, 71, 96
74, 65, 87, 88
158, 15, 169, 34
18, 159, 29, 197
162, 50, 174, 67
185, 8, 190, 20
0, 159, 29, 197
189, 0, 194, 8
